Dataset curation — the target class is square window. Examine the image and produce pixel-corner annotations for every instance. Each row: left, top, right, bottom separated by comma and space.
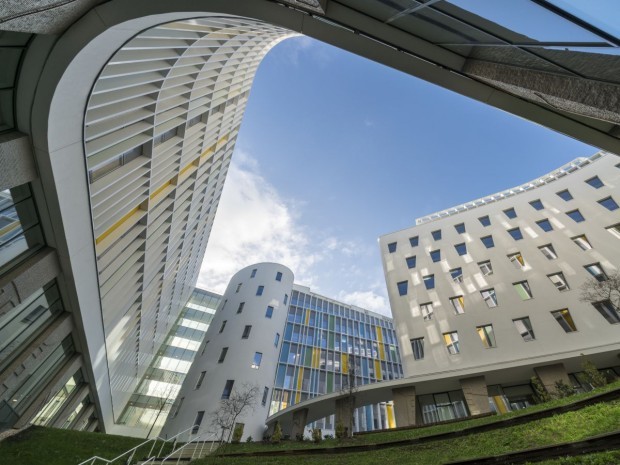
536, 219, 553, 232
585, 176, 604, 189
529, 199, 544, 211
607, 223, 620, 240
237, 302, 245, 314
222, 380, 234, 399
265, 306, 274, 319
431, 230, 442, 241
479, 215, 491, 227
478, 260, 493, 276
513, 317, 535, 341
551, 309, 577, 332
450, 296, 465, 315
256, 285, 264, 296
508, 252, 525, 269
477, 324, 496, 348
242, 325, 252, 339
593, 301, 620, 324
219, 320, 227, 333
480, 235, 494, 248
548, 272, 569, 291
420, 302, 434, 321
218, 347, 228, 363
423, 274, 435, 290
276, 271, 283, 281
274, 332, 280, 347
406, 256, 417, 269
397, 281, 408, 296
481, 289, 498, 308
388, 242, 397, 253
507, 227, 523, 240
538, 244, 557, 260
572, 234, 592, 250
443, 332, 460, 355
409, 236, 419, 247
566, 209, 585, 222
598, 196, 619, 211
503, 208, 517, 219
513, 281, 533, 300
454, 223, 466, 234
250, 268, 257, 278
430, 249, 441, 262
410, 337, 424, 360
454, 243, 467, 256
450, 267, 463, 283
251, 352, 263, 369
556, 189, 573, 201
584, 263, 607, 282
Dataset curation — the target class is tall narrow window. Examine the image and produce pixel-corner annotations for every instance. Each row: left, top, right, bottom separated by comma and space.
584, 263, 607, 282
478, 260, 493, 276
409, 236, 419, 247
585, 176, 604, 189
251, 352, 263, 369
529, 199, 544, 210
397, 281, 408, 296
192, 411, 205, 433
219, 320, 227, 333
221, 380, 235, 399
477, 324, 496, 348
566, 209, 585, 223
388, 242, 397, 253
454, 243, 467, 256
250, 268, 257, 278
551, 309, 577, 332
274, 332, 280, 347
430, 249, 441, 262
256, 285, 264, 296
503, 208, 517, 219
275, 271, 283, 281
598, 196, 619, 211
195, 371, 206, 390
454, 223, 466, 234
235, 283, 242, 293
410, 338, 424, 360
479, 216, 491, 227
443, 332, 460, 355
284, 294, 288, 305
218, 347, 228, 363
548, 272, 569, 291
536, 219, 553, 232
431, 229, 442, 241
513, 317, 535, 341
406, 256, 417, 269
538, 244, 557, 260
423, 274, 435, 290
592, 301, 620, 324
556, 189, 573, 201
237, 302, 245, 314
513, 281, 533, 300
420, 302, 434, 321
481, 289, 498, 308
480, 235, 494, 248
572, 235, 592, 250
508, 252, 525, 269
265, 306, 274, 318
507, 227, 523, 240
242, 325, 252, 339
450, 267, 463, 283
262, 387, 269, 406
450, 296, 465, 315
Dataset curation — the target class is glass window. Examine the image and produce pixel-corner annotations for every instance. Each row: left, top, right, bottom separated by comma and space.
430, 249, 441, 262
585, 176, 604, 189
409, 236, 419, 247
592, 301, 620, 324
420, 302, 434, 321
262, 387, 269, 406
265, 306, 274, 319
556, 189, 573, 201
388, 242, 397, 253
443, 332, 460, 355
237, 302, 245, 314
431, 230, 442, 241
507, 227, 523, 240
192, 411, 204, 433
478, 215, 491, 227
548, 272, 570, 291
242, 325, 252, 339
566, 209, 585, 222
539, 244, 557, 260
221, 380, 234, 399
598, 196, 619, 211
450, 296, 465, 315
503, 208, 517, 219
551, 309, 577, 333
397, 281, 408, 296
529, 199, 544, 210
508, 252, 525, 269
477, 324, 496, 348
406, 256, 417, 269
572, 235, 592, 250
410, 338, 424, 360
276, 271, 283, 281
454, 243, 467, 256
284, 294, 288, 306
219, 320, 227, 333
481, 289, 498, 308
606, 223, 620, 240
274, 333, 280, 347
513, 317, 535, 341
218, 347, 228, 363
450, 267, 463, 283
256, 285, 264, 296
480, 235, 494, 248
423, 274, 435, 290
478, 260, 493, 276
250, 268, 257, 278
536, 219, 553, 232
251, 352, 263, 369
584, 263, 607, 282
235, 283, 242, 293
195, 371, 206, 389
513, 281, 533, 300
454, 223, 466, 234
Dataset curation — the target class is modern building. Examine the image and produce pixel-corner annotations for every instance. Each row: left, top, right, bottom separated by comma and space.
162, 263, 402, 441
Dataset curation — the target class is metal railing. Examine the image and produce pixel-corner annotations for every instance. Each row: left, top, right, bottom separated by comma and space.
141, 431, 219, 465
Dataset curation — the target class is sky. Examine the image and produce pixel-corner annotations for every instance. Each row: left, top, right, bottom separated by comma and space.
196, 36, 597, 317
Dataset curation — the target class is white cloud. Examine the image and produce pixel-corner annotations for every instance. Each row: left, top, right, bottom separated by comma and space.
337, 290, 391, 317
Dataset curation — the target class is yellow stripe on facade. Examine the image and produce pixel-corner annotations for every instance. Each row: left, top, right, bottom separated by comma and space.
313, 347, 320, 368
0, 220, 21, 238
376, 326, 383, 343
386, 404, 396, 428
342, 353, 348, 373
379, 343, 385, 361
95, 205, 141, 245
179, 162, 195, 177
375, 360, 382, 381
150, 180, 171, 200
297, 367, 304, 391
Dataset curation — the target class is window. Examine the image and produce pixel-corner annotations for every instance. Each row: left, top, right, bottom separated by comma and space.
454, 243, 467, 256
276, 271, 283, 281
598, 196, 619, 211
235, 283, 242, 293
256, 285, 264, 296
274, 332, 280, 347
265, 306, 274, 318
410, 338, 424, 360
423, 274, 435, 290
607, 223, 620, 239
477, 325, 496, 348
536, 219, 553, 232
173, 397, 184, 418
513, 317, 535, 341
397, 281, 408, 296
195, 371, 206, 389
548, 272, 569, 291
251, 352, 263, 369
218, 347, 228, 363
431, 230, 442, 241
406, 256, 417, 269
219, 320, 227, 333
420, 302, 434, 321
478, 216, 491, 227
507, 227, 523, 240
250, 268, 257, 278
450, 296, 465, 315
556, 189, 573, 201
572, 235, 592, 250
585, 176, 604, 189
481, 289, 498, 308
187, 114, 202, 127
529, 199, 544, 210
430, 249, 441, 262
242, 325, 252, 339
409, 236, 419, 247
284, 294, 288, 305
154, 127, 179, 146
443, 332, 460, 355
513, 281, 533, 300
237, 302, 245, 314
388, 242, 397, 253
566, 209, 585, 222
551, 309, 577, 332
539, 244, 557, 260
480, 235, 494, 248
192, 411, 205, 433
262, 387, 269, 406
592, 301, 620, 324
454, 223, 466, 234
584, 263, 607, 282
221, 380, 234, 399
478, 260, 493, 276
508, 252, 525, 269
503, 208, 517, 219
450, 267, 463, 283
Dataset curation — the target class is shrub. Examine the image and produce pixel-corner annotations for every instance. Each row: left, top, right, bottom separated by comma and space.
295, 433, 305, 442
245, 436, 253, 443
324, 434, 334, 440
271, 422, 282, 444
335, 422, 346, 440
531, 376, 551, 403
582, 359, 607, 389
554, 380, 576, 398
311, 428, 322, 444
231, 424, 244, 444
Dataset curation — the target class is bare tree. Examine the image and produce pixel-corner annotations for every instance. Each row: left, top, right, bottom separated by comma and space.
211, 383, 259, 443
579, 271, 620, 311
339, 354, 359, 438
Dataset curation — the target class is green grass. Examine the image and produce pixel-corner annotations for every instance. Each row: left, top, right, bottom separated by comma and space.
530, 451, 620, 465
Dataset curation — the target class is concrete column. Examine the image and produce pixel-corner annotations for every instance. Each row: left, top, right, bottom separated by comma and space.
290, 408, 308, 439
535, 363, 571, 396
335, 396, 355, 436
392, 386, 417, 427
460, 376, 490, 416
0, 131, 37, 191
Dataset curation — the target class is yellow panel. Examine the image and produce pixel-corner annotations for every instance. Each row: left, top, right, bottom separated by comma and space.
150, 180, 171, 200
376, 326, 383, 343
342, 353, 348, 373
493, 396, 509, 414
379, 343, 385, 361
0, 220, 21, 237
179, 162, 195, 177
296, 391, 301, 404
313, 348, 320, 369
305, 310, 310, 325
375, 360, 382, 381
386, 404, 396, 429
96, 205, 140, 245
297, 367, 304, 391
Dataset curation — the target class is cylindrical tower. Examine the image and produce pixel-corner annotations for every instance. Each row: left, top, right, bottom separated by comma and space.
162, 263, 293, 441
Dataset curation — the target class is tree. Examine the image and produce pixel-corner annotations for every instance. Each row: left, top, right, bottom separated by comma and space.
339, 354, 359, 438
579, 270, 620, 312
211, 383, 259, 443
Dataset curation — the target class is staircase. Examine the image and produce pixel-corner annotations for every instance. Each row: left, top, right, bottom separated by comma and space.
139, 440, 221, 464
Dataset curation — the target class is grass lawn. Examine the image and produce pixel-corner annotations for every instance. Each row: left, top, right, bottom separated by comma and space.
531, 451, 620, 465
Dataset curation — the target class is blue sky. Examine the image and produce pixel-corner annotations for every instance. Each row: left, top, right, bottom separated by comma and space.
197, 36, 596, 316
